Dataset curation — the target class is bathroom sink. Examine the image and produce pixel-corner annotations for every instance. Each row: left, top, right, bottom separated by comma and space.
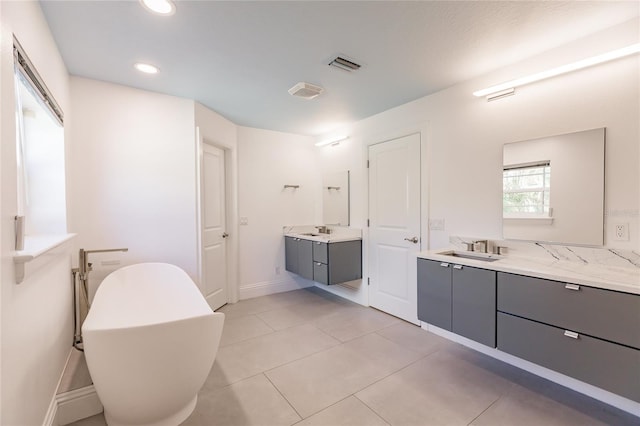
437, 250, 500, 262
301, 233, 321, 237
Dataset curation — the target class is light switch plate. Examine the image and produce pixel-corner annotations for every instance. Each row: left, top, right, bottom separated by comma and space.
429, 218, 445, 231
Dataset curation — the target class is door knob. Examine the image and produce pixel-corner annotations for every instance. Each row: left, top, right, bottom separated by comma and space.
222, 232, 229, 239
404, 237, 419, 244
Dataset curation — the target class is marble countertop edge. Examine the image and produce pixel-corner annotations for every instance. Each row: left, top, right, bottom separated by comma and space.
417, 249, 640, 295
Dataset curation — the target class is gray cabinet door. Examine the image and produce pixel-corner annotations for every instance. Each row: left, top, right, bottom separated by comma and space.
297, 239, 314, 280
498, 312, 640, 402
417, 259, 452, 330
313, 262, 328, 285
327, 240, 362, 285
453, 266, 496, 347
285, 237, 298, 274
498, 272, 640, 349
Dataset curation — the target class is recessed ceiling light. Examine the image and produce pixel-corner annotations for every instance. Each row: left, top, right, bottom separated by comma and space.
134, 62, 159, 74
139, 0, 176, 16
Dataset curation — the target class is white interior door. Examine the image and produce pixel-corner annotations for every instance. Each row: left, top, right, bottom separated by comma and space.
201, 142, 228, 310
368, 133, 421, 324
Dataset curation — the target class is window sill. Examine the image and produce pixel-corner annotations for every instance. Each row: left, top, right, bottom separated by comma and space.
14, 233, 76, 283
503, 217, 554, 225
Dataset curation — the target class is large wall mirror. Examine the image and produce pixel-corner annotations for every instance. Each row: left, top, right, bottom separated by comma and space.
323, 170, 350, 226
503, 128, 605, 246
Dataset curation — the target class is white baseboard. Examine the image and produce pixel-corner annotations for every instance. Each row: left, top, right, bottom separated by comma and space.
239, 277, 312, 300
422, 322, 640, 416
43, 395, 58, 426
52, 385, 103, 426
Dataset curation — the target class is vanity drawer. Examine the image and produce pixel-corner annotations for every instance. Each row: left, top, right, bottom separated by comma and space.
497, 272, 640, 349
312, 241, 328, 264
498, 312, 640, 402
313, 262, 328, 285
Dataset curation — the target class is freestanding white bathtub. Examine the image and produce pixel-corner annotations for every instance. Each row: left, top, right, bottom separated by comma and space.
83, 263, 224, 426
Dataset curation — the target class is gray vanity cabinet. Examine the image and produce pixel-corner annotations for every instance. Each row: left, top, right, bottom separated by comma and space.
497, 272, 640, 349
452, 265, 496, 347
498, 312, 640, 402
417, 259, 496, 347
417, 260, 452, 330
312, 240, 362, 285
497, 272, 640, 402
284, 236, 313, 280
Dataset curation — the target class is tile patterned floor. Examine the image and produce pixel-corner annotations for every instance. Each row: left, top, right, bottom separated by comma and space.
70, 287, 639, 426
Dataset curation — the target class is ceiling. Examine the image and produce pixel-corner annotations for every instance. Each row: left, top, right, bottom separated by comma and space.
40, 1, 639, 136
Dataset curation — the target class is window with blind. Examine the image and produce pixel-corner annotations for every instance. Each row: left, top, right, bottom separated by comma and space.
14, 37, 67, 240
503, 162, 551, 218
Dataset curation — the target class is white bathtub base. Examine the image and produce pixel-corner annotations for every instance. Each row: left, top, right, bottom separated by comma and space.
83, 263, 224, 426
105, 396, 197, 426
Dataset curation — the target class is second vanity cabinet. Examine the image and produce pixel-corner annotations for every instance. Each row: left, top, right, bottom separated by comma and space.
312, 240, 362, 285
285, 236, 362, 285
417, 259, 496, 347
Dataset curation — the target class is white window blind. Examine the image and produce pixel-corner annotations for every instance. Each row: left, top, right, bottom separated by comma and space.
503, 162, 551, 218
13, 37, 67, 237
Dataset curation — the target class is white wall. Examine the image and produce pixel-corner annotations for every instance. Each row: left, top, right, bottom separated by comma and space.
0, 2, 74, 425
68, 77, 198, 297
237, 126, 320, 298
317, 19, 639, 304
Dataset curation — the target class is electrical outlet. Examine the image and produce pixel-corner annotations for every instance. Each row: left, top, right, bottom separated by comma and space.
239, 217, 248, 225
614, 223, 629, 241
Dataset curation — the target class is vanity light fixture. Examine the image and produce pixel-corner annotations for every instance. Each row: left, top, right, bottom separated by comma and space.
474, 43, 640, 99
315, 136, 349, 147
134, 62, 159, 74
140, 0, 176, 16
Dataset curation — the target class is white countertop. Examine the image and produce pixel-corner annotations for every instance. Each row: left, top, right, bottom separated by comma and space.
418, 249, 640, 295
285, 232, 362, 243
283, 225, 362, 244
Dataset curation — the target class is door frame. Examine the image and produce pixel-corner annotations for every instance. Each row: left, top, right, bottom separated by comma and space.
195, 127, 239, 305
364, 123, 430, 308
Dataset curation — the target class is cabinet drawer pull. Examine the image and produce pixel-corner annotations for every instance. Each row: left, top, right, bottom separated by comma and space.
316, 242, 321, 245
440, 262, 450, 268
453, 264, 463, 270
563, 330, 580, 339
316, 262, 322, 266
565, 283, 580, 291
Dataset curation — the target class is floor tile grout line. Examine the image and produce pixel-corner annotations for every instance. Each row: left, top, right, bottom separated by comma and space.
253, 312, 277, 332
353, 394, 393, 426
347, 347, 444, 402
466, 395, 502, 425
371, 327, 441, 358
262, 372, 305, 422
219, 315, 276, 348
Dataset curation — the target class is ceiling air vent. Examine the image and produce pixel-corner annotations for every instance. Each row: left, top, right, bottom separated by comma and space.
288, 82, 324, 100
329, 56, 361, 72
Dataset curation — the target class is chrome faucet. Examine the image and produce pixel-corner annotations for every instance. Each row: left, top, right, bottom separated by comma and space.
315, 225, 331, 234
473, 240, 488, 253
78, 247, 129, 281
72, 247, 128, 350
